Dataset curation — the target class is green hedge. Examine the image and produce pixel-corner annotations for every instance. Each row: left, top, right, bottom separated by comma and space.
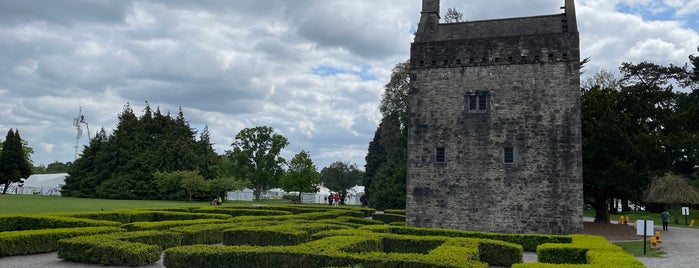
57, 230, 182, 266
223, 222, 346, 246
121, 218, 229, 231
371, 213, 405, 224
0, 215, 121, 231
383, 209, 406, 215
0, 207, 643, 268
513, 235, 644, 268
0, 226, 124, 256
317, 216, 384, 228
360, 225, 570, 251
164, 234, 488, 268
479, 239, 524, 267
192, 207, 293, 217
170, 222, 249, 245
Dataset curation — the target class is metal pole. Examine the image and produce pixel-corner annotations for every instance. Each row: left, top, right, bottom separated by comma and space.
643, 220, 647, 255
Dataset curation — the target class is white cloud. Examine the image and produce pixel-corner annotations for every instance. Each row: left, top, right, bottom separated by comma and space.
0, 0, 698, 170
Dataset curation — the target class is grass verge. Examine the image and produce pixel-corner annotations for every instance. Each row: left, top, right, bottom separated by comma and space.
613, 241, 664, 258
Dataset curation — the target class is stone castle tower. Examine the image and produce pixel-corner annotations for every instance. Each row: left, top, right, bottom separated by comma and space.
406, 0, 583, 234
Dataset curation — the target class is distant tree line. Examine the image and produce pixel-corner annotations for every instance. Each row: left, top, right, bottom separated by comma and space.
62, 103, 220, 200
59, 102, 362, 203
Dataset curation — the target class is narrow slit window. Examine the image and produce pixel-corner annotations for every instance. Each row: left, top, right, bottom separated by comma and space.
436, 147, 446, 163
504, 147, 514, 164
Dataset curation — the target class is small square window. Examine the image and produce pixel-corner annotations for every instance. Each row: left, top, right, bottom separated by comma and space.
468, 92, 490, 112
504, 147, 514, 164
436, 147, 445, 163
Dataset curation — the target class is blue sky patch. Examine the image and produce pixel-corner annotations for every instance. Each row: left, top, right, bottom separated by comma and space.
312, 65, 376, 81
616, 2, 673, 22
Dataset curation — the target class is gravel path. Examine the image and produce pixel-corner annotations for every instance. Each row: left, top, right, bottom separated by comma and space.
0, 252, 165, 268
635, 225, 699, 268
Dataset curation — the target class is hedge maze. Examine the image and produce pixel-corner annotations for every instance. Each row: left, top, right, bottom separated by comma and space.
0, 206, 644, 267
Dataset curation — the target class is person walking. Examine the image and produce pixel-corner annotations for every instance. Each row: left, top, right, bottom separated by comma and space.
661, 209, 670, 231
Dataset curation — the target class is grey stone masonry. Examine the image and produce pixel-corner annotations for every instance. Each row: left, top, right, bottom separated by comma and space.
406, 0, 583, 234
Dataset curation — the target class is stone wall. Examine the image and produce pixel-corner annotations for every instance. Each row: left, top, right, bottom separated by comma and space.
406, 0, 583, 234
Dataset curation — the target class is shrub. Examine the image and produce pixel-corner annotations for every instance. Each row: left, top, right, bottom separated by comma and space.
0, 227, 124, 256
120, 218, 229, 231
383, 209, 406, 215
371, 213, 405, 224
0, 215, 121, 231
57, 230, 182, 266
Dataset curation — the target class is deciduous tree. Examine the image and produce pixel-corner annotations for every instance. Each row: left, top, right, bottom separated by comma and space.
280, 150, 320, 203
321, 161, 362, 205
229, 126, 288, 201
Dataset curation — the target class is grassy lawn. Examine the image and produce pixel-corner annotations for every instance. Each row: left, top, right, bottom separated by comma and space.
0, 194, 295, 215
613, 241, 664, 258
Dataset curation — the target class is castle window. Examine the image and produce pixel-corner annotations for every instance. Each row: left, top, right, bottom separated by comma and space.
504, 147, 514, 164
468, 92, 489, 112
436, 147, 446, 163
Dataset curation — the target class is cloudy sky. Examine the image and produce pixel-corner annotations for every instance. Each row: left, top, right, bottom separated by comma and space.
1, 0, 699, 170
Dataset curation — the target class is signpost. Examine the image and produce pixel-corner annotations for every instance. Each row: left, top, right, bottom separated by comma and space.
682, 207, 690, 226
636, 220, 654, 255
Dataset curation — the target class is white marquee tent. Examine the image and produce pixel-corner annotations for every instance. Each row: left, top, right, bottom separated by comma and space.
10, 173, 67, 195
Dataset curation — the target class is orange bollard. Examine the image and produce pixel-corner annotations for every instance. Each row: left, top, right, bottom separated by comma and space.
690, 220, 695, 228
655, 231, 661, 243
624, 216, 630, 224
618, 216, 624, 224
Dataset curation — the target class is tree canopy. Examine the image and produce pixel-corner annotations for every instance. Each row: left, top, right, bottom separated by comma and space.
280, 150, 320, 203
62, 103, 218, 200
0, 129, 32, 194
443, 8, 463, 23
228, 126, 289, 201
364, 61, 408, 210
582, 47, 699, 222
321, 161, 363, 205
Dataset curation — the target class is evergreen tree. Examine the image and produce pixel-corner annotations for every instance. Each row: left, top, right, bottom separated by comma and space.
364, 61, 409, 210
0, 129, 32, 194
64, 103, 216, 200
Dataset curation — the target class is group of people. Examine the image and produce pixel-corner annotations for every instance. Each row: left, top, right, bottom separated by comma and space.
327, 192, 340, 206
325, 192, 369, 208
211, 196, 222, 206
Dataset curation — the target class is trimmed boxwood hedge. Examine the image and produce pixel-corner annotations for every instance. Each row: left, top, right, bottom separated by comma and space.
0, 226, 124, 256
192, 207, 293, 217
512, 235, 644, 268
372, 213, 406, 224
359, 225, 570, 251
121, 218, 229, 231
0, 215, 121, 232
54, 210, 232, 223
57, 230, 182, 266
164, 234, 492, 268
0, 207, 643, 268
